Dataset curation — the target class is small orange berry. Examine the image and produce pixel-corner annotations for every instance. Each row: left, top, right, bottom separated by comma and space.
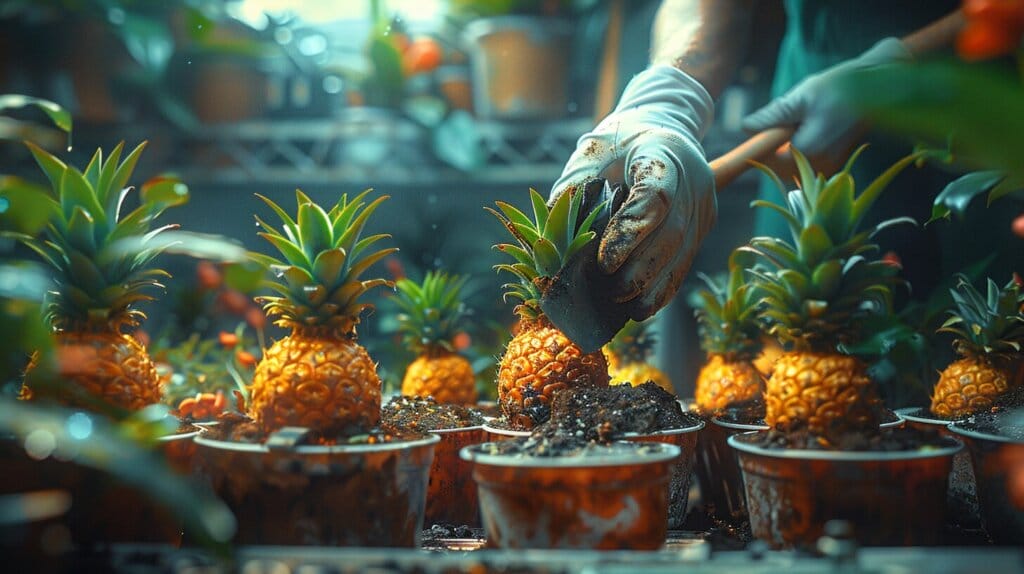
1012, 213, 1024, 238
882, 251, 902, 268
453, 331, 472, 351
236, 350, 257, 368
196, 261, 223, 290
402, 38, 443, 75
245, 306, 267, 329
218, 289, 250, 315
219, 331, 239, 348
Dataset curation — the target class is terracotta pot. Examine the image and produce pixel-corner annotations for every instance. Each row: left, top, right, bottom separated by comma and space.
425, 426, 486, 527
461, 17, 573, 120
462, 441, 679, 549
193, 432, 439, 546
0, 437, 181, 546
624, 420, 704, 529
896, 407, 981, 529
482, 422, 529, 443
697, 412, 904, 526
730, 431, 961, 549
947, 420, 1024, 544
159, 425, 202, 474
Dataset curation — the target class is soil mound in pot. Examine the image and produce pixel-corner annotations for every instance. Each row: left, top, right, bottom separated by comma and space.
382, 395, 485, 431
203, 412, 425, 445
478, 433, 667, 458
538, 382, 700, 442
750, 423, 950, 451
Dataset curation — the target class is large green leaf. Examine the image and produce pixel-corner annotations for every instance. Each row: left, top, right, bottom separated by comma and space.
928, 171, 1006, 224
0, 94, 72, 133
844, 60, 1024, 180
0, 176, 58, 234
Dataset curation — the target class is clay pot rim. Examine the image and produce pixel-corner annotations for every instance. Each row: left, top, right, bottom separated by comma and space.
894, 406, 955, 427
429, 424, 486, 435
947, 421, 1024, 445
460, 441, 681, 467
715, 414, 904, 432
728, 431, 962, 461
194, 432, 440, 454
158, 429, 203, 443
481, 423, 530, 438
620, 418, 706, 438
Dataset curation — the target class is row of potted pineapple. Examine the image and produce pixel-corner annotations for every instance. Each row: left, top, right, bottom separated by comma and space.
10, 137, 1024, 550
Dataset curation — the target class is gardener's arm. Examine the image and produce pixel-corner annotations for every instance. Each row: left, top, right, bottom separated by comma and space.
743, 9, 966, 172
651, 0, 759, 98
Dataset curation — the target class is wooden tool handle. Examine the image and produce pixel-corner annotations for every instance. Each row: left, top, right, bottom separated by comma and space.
709, 126, 794, 190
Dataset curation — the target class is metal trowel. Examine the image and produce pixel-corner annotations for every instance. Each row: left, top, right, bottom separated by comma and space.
538, 127, 794, 353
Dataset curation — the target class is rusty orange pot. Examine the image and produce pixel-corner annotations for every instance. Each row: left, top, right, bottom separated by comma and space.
159, 425, 202, 474
625, 420, 704, 529
948, 420, 1024, 544
425, 426, 486, 527
730, 431, 961, 549
462, 441, 679, 549
896, 407, 981, 529
194, 432, 438, 546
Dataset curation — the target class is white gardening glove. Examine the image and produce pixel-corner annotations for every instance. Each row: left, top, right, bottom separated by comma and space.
550, 65, 716, 320
742, 37, 912, 164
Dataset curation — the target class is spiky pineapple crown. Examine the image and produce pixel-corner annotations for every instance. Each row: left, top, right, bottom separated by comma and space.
9, 142, 187, 332
607, 319, 657, 364
692, 250, 763, 360
940, 275, 1024, 362
744, 148, 919, 352
487, 188, 604, 321
391, 271, 469, 355
251, 189, 396, 336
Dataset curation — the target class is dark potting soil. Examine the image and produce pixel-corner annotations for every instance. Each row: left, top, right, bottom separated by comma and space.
744, 424, 955, 452
203, 411, 426, 446
382, 395, 485, 432
538, 382, 701, 442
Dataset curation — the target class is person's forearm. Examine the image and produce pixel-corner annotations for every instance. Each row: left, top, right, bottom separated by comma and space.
651, 0, 759, 99
902, 10, 965, 56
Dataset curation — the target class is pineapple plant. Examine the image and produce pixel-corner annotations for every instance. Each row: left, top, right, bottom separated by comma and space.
393, 271, 478, 405
691, 251, 764, 413
488, 188, 610, 429
15, 142, 187, 412
247, 189, 396, 436
930, 276, 1024, 419
604, 320, 673, 393
745, 148, 918, 444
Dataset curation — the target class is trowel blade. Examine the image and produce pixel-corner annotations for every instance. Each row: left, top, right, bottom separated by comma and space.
538, 179, 632, 354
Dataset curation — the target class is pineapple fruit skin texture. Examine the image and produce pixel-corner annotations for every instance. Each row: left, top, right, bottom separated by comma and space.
402, 351, 477, 406
765, 352, 882, 441
498, 320, 609, 429
250, 332, 381, 435
695, 354, 761, 413
930, 357, 1016, 419
23, 332, 162, 412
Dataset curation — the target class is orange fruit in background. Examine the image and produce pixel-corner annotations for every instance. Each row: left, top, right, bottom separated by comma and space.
1012, 213, 1024, 238
196, 261, 222, 290
958, 19, 1021, 59
403, 38, 443, 75
219, 331, 239, 348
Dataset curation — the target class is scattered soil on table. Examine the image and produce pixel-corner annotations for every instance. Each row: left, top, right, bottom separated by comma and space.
203, 411, 425, 445
746, 423, 955, 451
957, 406, 1024, 441
538, 382, 700, 442
382, 395, 485, 432
422, 523, 481, 541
